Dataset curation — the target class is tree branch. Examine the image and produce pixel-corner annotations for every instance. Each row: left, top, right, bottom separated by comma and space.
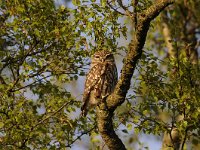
97, 107, 126, 150
106, 0, 126, 16
31, 100, 75, 130
66, 125, 96, 148
97, 0, 175, 149
107, 0, 174, 109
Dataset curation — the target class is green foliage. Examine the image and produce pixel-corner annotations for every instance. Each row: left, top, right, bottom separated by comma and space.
0, 0, 200, 149
0, 0, 128, 149
0, 0, 87, 149
72, 3, 127, 51
131, 51, 200, 134
113, 1, 200, 148
121, 2, 200, 148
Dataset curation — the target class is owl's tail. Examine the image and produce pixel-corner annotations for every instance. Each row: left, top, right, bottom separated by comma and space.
81, 104, 88, 116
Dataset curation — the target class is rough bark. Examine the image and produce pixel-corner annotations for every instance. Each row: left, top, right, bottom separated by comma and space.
107, 0, 174, 110
96, 0, 175, 149
97, 104, 126, 150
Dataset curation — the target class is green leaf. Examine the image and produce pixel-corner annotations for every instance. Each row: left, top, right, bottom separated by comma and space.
72, 0, 80, 6
100, 0, 106, 7
34, 29, 40, 37
0, 122, 4, 128
127, 124, 132, 131
183, 121, 188, 128
143, 110, 148, 115
134, 128, 140, 134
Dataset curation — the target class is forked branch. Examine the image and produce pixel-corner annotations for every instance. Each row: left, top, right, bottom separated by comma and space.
96, 0, 175, 150
107, 0, 175, 110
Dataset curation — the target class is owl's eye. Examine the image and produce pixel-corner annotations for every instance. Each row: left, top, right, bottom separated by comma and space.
95, 55, 100, 59
106, 54, 113, 59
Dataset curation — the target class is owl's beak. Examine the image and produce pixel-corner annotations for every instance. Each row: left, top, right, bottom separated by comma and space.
102, 58, 105, 62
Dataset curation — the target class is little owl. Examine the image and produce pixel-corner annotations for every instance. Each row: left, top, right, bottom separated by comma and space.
81, 50, 118, 116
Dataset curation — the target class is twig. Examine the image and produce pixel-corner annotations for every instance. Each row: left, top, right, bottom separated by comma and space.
107, 0, 126, 16
117, 0, 127, 10
179, 128, 188, 150
31, 100, 75, 129
66, 125, 96, 148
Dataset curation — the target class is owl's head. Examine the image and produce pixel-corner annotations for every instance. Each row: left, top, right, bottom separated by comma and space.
91, 50, 115, 66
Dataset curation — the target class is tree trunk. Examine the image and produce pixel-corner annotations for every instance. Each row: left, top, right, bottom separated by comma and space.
97, 1, 175, 149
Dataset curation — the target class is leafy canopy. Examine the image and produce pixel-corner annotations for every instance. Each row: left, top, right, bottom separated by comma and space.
0, 0, 200, 149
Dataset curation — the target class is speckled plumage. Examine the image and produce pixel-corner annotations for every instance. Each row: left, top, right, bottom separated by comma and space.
81, 50, 118, 116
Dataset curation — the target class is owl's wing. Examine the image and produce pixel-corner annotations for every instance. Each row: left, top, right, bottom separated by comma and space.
81, 64, 106, 116
100, 63, 118, 98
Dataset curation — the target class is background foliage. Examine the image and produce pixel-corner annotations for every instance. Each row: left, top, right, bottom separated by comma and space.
0, 0, 199, 149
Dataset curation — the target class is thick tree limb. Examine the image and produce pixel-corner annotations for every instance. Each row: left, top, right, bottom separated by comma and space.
97, 106, 126, 150
96, 0, 174, 150
107, 0, 174, 109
